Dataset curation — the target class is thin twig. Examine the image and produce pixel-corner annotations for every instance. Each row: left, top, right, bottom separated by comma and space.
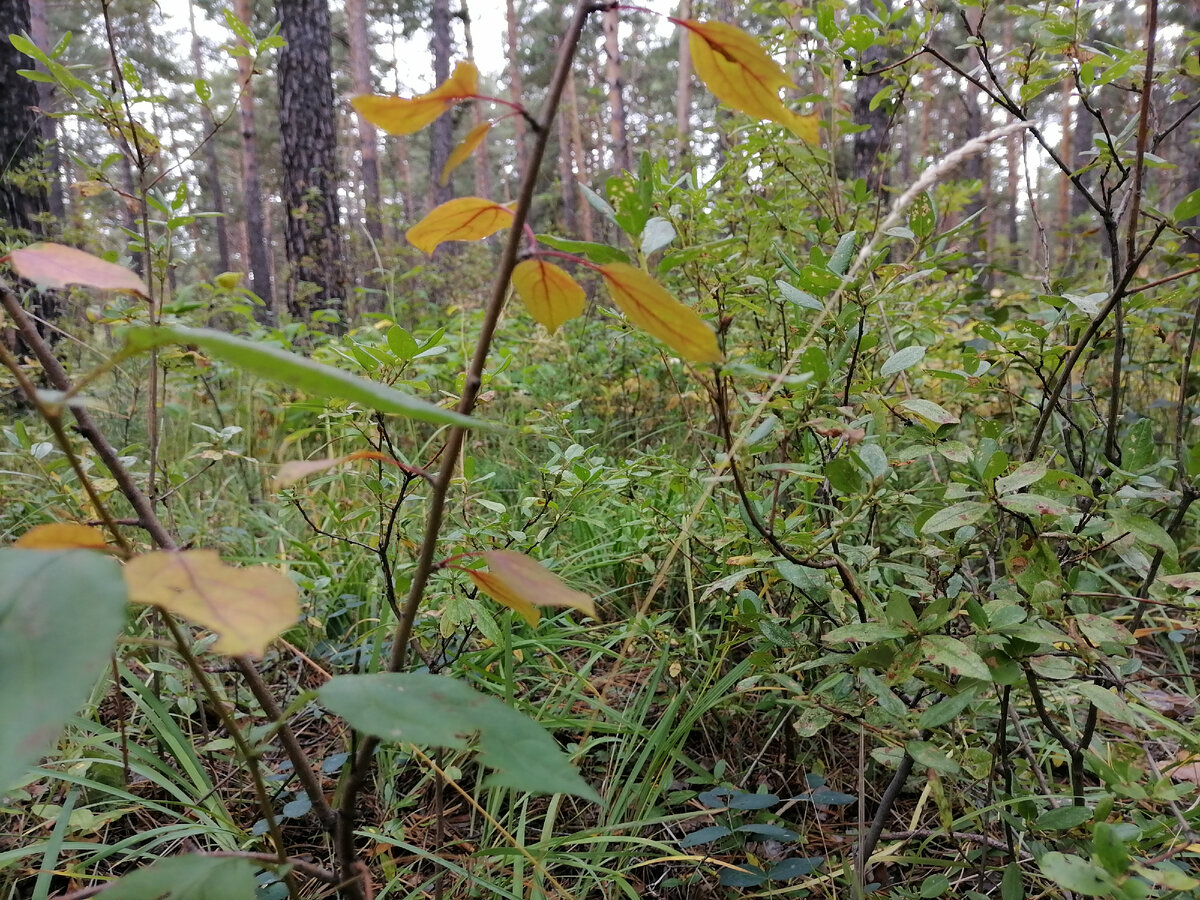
334, 5, 600, 896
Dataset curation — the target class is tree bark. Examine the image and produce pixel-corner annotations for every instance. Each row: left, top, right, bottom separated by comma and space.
429, 0, 454, 208
234, 0, 274, 322
603, 6, 632, 173
188, 0, 231, 274
27, 0, 63, 226
565, 69, 593, 242
347, 0, 383, 246
852, 0, 890, 191
276, 0, 346, 320
1055, 74, 1073, 264
505, 0, 527, 177
0, 0, 56, 335
675, 0, 693, 167
459, 0, 493, 200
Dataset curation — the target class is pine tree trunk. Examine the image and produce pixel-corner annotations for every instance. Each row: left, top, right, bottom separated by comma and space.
347, 0, 383, 246
276, 0, 345, 320
459, 1, 493, 200
556, 95, 577, 235
565, 70, 593, 242
0, 0, 55, 332
27, 0, 62, 226
505, 0, 527, 177
188, 0, 231, 274
852, 0, 890, 191
428, 0, 454, 208
1055, 75, 1073, 264
675, 0, 693, 166
603, 7, 632, 174
234, 0, 274, 322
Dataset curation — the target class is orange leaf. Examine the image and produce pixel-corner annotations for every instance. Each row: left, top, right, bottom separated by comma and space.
6, 243, 149, 298
272, 449, 419, 489
14, 523, 109, 551
599, 263, 722, 363
681, 20, 814, 141
351, 60, 478, 136
511, 259, 586, 334
406, 196, 514, 255
440, 121, 493, 186
124, 550, 299, 657
468, 551, 597, 628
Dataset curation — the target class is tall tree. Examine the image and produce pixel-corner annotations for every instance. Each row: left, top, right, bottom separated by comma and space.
346, 0, 383, 246
276, 0, 345, 319
187, 0, 231, 274
565, 69, 593, 241
505, 0, 527, 177
458, 0, 493, 200
603, 7, 632, 173
675, 0, 693, 166
0, 0, 47, 240
27, 0, 62, 226
852, 0, 890, 191
0, 0, 56, 334
234, 0, 273, 320
428, 0, 454, 208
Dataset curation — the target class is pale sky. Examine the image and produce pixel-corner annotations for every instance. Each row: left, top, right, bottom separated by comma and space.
167, 1, 681, 93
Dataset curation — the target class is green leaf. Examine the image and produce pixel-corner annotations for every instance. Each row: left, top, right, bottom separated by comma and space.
386, 325, 418, 359
899, 398, 959, 429
1173, 187, 1200, 222
9, 33, 49, 65
828, 231, 856, 275
105, 855, 260, 899
1121, 418, 1156, 470
823, 622, 908, 644
0, 550, 127, 791
904, 740, 960, 774
880, 345, 925, 377
1002, 862, 1025, 900
536, 233, 628, 264
1035, 805, 1092, 830
998, 494, 1072, 517
908, 192, 936, 238
576, 183, 617, 224
1092, 822, 1130, 876
825, 458, 862, 494
1037, 852, 1120, 896
319, 673, 599, 802
121, 326, 480, 428
921, 501, 988, 534
918, 687, 979, 729
1108, 509, 1177, 563
995, 460, 1048, 495
920, 635, 990, 681
776, 280, 822, 310
641, 217, 676, 256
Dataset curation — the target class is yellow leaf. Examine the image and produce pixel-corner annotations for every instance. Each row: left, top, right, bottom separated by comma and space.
510, 259, 586, 334
6, 243, 149, 298
682, 20, 813, 141
406, 196, 514, 255
468, 550, 597, 628
14, 523, 109, 551
440, 121, 492, 186
351, 60, 479, 136
599, 263, 722, 363
124, 550, 299, 657
70, 180, 109, 198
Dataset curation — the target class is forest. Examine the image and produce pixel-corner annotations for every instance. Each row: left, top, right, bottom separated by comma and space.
1, 0, 1199, 897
